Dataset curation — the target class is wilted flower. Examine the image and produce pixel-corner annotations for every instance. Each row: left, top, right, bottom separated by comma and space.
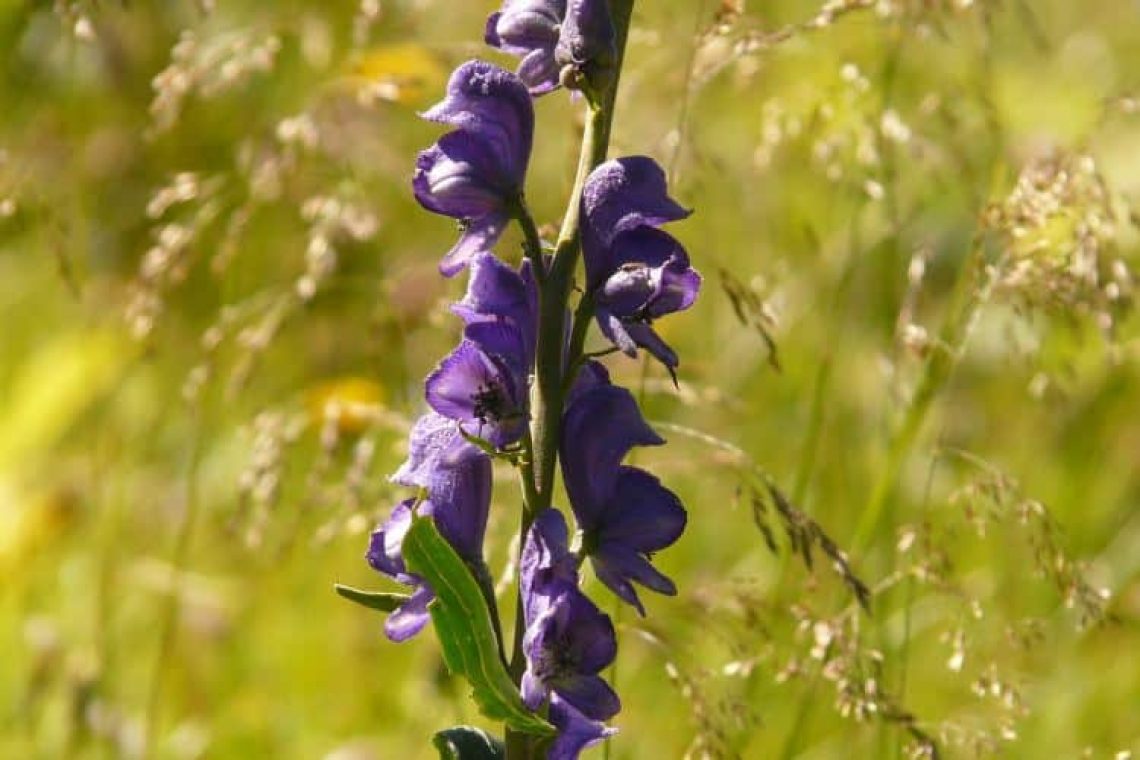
413, 61, 534, 276
561, 368, 687, 614
520, 509, 621, 722
581, 157, 700, 373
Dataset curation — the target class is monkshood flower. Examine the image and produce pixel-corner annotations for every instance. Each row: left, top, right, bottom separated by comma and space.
521, 509, 621, 723
554, 0, 616, 93
425, 254, 537, 449
485, 0, 615, 96
561, 366, 687, 615
451, 251, 538, 362
413, 60, 534, 276
484, 0, 565, 95
581, 156, 701, 373
366, 414, 492, 642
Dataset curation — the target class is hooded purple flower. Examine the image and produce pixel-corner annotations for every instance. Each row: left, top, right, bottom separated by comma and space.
486, 0, 614, 96
560, 368, 687, 615
520, 509, 621, 723
367, 413, 493, 642
554, 0, 616, 93
581, 157, 701, 374
485, 0, 565, 95
414, 61, 534, 276
425, 253, 536, 449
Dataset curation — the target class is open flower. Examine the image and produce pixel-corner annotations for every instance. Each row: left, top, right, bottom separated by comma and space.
520, 509, 621, 722
368, 426, 492, 641
425, 253, 536, 449
560, 368, 687, 614
581, 157, 700, 373
413, 61, 534, 276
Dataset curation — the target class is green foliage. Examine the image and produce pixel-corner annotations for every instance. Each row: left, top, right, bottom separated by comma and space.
402, 516, 554, 738
432, 726, 506, 760
1, 1, 1139, 758
333, 583, 409, 613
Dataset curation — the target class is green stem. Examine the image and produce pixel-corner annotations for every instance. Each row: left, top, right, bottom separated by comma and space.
506, 4, 636, 757
513, 198, 548, 285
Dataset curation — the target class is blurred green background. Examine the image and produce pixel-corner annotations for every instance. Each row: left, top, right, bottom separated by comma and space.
2, 0, 1139, 758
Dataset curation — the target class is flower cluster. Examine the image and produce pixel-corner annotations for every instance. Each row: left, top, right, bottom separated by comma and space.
359, 4, 701, 757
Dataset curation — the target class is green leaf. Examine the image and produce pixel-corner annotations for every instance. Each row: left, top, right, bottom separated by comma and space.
402, 516, 554, 737
334, 583, 409, 613
432, 726, 505, 760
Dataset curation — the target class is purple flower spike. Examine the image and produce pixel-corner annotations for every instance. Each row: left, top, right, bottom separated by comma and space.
520, 509, 621, 722
548, 694, 619, 760
561, 377, 687, 615
414, 61, 534, 276
485, 0, 566, 95
580, 157, 699, 373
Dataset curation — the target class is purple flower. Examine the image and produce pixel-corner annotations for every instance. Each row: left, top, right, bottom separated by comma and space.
451, 251, 538, 362
520, 509, 621, 722
368, 414, 493, 642
366, 500, 435, 642
486, 0, 615, 96
549, 695, 618, 760
425, 254, 536, 449
560, 370, 687, 615
580, 157, 700, 373
554, 0, 616, 92
414, 61, 534, 276
485, 0, 566, 95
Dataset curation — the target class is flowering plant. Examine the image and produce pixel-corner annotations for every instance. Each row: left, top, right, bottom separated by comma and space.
338, 2, 700, 757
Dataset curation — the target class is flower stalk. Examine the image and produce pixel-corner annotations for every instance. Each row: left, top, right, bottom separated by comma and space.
350, 2, 699, 758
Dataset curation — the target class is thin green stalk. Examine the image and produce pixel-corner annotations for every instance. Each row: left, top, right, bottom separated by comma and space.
505, 4, 636, 757
852, 234, 987, 553
142, 408, 207, 760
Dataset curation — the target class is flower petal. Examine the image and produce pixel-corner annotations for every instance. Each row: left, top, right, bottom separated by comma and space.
592, 543, 678, 616
560, 383, 663, 528
439, 211, 510, 277
555, 674, 621, 722
422, 60, 534, 183
413, 133, 511, 219
548, 694, 617, 760
600, 467, 687, 553
366, 499, 416, 578
581, 156, 691, 286
426, 453, 493, 564
383, 582, 435, 642
425, 339, 497, 422
391, 412, 480, 489
451, 252, 534, 328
